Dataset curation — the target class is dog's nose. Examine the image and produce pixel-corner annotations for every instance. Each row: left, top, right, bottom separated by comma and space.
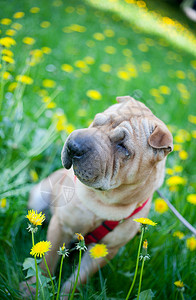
66, 139, 85, 158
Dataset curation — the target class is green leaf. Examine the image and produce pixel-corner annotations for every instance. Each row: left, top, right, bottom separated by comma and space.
23, 258, 36, 271
25, 268, 36, 279
134, 289, 154, 300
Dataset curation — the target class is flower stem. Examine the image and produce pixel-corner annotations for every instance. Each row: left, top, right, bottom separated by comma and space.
70, 249, 82, 300
56, 255, 64, 300
181, 291, 185, 300
137, 258, 145, 300
43, 255, 55, 300
125, 227, 144, 300
32, 232, 39, 300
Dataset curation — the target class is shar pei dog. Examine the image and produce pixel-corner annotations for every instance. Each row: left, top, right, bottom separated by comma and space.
28, 95, 173, 296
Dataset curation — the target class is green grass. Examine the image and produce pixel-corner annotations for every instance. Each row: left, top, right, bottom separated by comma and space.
0, 0, 196, 299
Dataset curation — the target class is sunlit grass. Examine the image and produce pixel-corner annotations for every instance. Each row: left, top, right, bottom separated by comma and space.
0, 0, 196, 299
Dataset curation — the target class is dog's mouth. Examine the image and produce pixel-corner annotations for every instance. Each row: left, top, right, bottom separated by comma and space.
61, 137, 104, 189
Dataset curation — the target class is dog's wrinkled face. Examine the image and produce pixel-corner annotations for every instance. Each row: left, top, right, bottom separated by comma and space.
61, 96, 173, 191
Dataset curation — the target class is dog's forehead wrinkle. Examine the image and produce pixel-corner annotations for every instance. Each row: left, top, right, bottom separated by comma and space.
141, 118, 151, 137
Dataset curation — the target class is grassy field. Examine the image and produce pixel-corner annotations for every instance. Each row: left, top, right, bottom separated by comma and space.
0, 0, 196, 299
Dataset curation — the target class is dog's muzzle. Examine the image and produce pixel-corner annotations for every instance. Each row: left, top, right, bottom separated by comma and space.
61, 129, 106, 186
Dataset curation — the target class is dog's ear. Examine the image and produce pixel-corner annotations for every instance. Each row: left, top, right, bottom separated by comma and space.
116, 95, 133, 103
148, 125, 173, 154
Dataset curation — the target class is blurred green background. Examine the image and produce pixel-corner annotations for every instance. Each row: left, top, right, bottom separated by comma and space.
0, 0, 196, 299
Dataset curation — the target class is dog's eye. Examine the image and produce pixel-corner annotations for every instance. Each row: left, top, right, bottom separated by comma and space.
117, 142, 130, 158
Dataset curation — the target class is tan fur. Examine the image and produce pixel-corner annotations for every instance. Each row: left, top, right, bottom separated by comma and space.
28, 96, 173, 298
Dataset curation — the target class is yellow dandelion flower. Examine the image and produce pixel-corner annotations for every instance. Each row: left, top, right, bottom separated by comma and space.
16, 75, 33, 85
89, 244, 108, 259
190, 60, 196, 69
13, 12, 25, 19
40, 21, 51, 28
178, 129, 191, 141
0, 198, 7, 208
155, 96, 165, 105
65, 6, 75, 13
23, 37, 35, 45
126, 64, 137, 77
173, 231, 184, 240
186, 237, 196, 251
30, 241, 52, 257
104, 46, 116, 54
133, 218, 157, 226
75, 233, 84, 241
150, 88, 160, 97
166, 168, 174, 175
187, 194, 196, 205
6, 29, 16, 36
93, 32, 105, 41
141, 61, 151, 73
118, 37, 128, 45
154, 198, 168, 214
100, 64, 111, 73
179, 150, 188, 160
173, 144, 182, 151
117, 70, 130, 81
84, 56, 95, 65
169, 186, 179, 193
188, 115, 196, 124
122, 49, 132, 57
104, 29, 115, 37
38, 89, 48, 97
174, 281, 184, 288
30, 170, 39, 182
41, 47, 51, 54
0, 37, 16, 47
30, 49, 43, 58
2, 55, 15, 64
11, 23, 22, 30
159, 85, 171, 95
86, 89, 102, 100
138, 43, 148, 52
74, 60, 87, 69
174, 135, 185, 143
8, 82, 17, 92
68, 24, 86, 33
176, 70, 185, 79
65, 124, 75, 134
42, 79, 56, 88
42, 96, 51, 103
46, 102, 56, 109
56, 121, 66, 131
1, 18, 12, 25
173, 165, 183, 173
3, 71, 11, 80
52, 0, 63, 7
166, 176, 186, 187
30, 7, 40, 13
61, 64, 73, 73
192, 130, 196, 139
26, 210, 45, 226
2, 49, 14, 57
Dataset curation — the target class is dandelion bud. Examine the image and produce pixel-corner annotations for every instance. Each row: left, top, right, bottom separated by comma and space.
143, 240, 148, 249
57, 243, 69, 258
75, 233, 87, 251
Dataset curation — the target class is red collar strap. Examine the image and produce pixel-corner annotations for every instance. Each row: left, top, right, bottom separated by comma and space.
84, 198, 150, 245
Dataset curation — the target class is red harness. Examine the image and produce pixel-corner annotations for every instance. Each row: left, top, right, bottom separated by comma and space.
73, 175, 150, 245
